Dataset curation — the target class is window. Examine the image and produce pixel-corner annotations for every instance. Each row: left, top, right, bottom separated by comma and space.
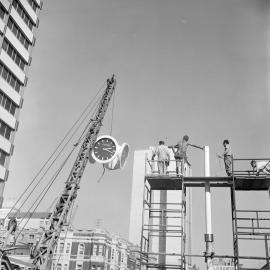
0, 120, 13, 140
93, 244, 97, 256
66, 243, 70, 253
59, 242, 64, 253
29, 234, 34, 240
12, 0, 34, 30
2, 39, 26, 71
78, 243, 84, 256
111, 249, 114, 260
0, 5, 5, 20
63, 264, 68, 270
56, 264, 61, 270
0, 62, 21, 92
7, 18, 31, 50
27, 0, 38, 12
76, 264, 82, 270
98, 245, 103, 256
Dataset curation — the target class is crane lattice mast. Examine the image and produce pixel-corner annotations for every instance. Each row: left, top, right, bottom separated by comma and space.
31, 75, 116, 269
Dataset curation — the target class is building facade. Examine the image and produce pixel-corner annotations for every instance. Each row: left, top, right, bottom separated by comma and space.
51, 228, 139, 270
0, 0, 42, 206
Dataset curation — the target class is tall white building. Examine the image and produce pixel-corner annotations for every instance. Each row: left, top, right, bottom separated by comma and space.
0, 0, 42, 206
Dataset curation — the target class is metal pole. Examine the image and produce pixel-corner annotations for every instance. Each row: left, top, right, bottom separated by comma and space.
265, 235, 270, 270
204, 146, 214, 270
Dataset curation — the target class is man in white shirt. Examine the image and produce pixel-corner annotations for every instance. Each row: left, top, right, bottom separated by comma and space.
152, 141, 171, 175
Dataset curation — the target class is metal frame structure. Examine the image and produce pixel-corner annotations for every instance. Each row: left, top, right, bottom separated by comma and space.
140, 159, 188, 270
231, 158, 270, 270
140, 156, 270, 270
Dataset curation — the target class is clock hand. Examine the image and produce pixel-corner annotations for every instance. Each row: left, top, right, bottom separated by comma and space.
104, 149, 114, 154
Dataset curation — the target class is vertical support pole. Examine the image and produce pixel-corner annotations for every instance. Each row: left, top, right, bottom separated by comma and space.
140, 176, 147, 270
159, 190, 167, 268
231, 158, 239, 270
204, 146, 213, 270
265, 235, 270, 270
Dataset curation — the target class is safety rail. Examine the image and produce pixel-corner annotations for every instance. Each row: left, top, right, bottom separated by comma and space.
145, 158, 191, 177
232, 158, 270, 177
235, 210, 270, 240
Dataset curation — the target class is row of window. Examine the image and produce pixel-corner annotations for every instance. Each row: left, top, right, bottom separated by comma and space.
27, 0, 38, 12
53, 263, 109, 270
8, 18, 31, 50
0, 62, 21, 92
12, 0, 34, 30
0, 120, 12, 140
0, 90, 17, 116
0, 149, 8, 166
2, 39, 26, 71
52, 263, 68, 270
54, 242, 126, 263
53, 263, 102, 270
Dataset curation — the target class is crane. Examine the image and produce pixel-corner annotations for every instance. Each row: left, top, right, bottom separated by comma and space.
28, 75, 117, 269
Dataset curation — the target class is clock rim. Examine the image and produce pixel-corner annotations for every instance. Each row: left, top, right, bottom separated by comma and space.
91, 135, 119, 164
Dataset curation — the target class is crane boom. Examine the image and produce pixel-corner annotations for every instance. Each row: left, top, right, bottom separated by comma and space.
31, 75, 116, 269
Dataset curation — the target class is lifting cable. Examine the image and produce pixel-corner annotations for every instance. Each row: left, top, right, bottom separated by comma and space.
13, 147, 76, 244
3, 81, 107, 225
109, 88, 116, 136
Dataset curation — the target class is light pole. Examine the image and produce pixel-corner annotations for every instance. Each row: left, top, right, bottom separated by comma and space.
204, 146, 214, 270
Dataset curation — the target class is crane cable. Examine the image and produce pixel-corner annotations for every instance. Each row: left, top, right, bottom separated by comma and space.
109, 88, 116, 136
97, 87, 117, 183
13, 146, 76, 244
13, 119, 94, 245
3, 81, 107, 225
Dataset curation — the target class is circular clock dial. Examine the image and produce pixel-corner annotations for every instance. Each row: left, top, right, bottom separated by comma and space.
92, 136, 118, 163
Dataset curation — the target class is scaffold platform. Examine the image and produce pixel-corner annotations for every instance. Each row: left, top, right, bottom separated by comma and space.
145, 175, 270, 191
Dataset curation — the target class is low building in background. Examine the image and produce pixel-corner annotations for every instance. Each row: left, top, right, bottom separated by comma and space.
213, 258, 234, 270
51, 227, 140, 270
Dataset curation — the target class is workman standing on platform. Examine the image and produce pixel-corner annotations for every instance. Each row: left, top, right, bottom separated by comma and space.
152, 141, 171, 175
170, 135, 191, 176
218, 139, 233, 176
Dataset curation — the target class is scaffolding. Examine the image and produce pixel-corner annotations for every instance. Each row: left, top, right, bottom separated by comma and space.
231, 158, 270, 270
140, 159, 190, 270
139, 155, 270, 270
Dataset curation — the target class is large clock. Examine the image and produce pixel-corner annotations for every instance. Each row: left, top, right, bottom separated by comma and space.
104, 143, 129, 170
92, 135, 118, 163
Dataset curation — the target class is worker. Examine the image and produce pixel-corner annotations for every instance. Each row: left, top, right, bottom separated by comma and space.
170, 135, 191, 176
218, 139, 233, 176
251, 160, 270, 176
152, 141, 171, 175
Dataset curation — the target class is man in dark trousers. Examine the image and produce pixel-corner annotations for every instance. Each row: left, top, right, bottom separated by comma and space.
170, 135, 191, 176
218, 139, 233, 176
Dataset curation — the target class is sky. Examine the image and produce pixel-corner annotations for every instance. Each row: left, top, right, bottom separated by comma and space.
3, 0, 270, 268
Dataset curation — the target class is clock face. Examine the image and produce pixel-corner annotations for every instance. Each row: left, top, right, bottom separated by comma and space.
92, 136, 118, 163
